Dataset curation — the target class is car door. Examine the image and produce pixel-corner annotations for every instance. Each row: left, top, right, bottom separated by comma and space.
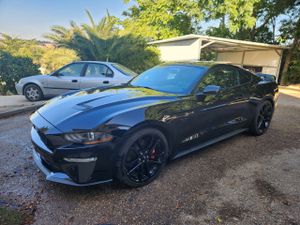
237, 68, 257, 122
80, 63, 115, 89
45, 63, 85, 96
176, 65, 245, 152
212, 65, 249, 133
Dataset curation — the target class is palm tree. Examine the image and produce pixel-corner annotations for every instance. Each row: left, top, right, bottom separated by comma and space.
45, 10, 160, 73
46, 10, 119, 61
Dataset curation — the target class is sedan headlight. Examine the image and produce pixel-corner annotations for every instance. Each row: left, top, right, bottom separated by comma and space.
17, 79, 24, 84
64, 132, 113, 145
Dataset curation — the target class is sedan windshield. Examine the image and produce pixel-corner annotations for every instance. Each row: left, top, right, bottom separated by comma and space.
130, 65, 207, 94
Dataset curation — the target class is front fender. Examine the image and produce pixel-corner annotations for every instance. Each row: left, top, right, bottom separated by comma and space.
104, 107, 176, 152
21, 75, 48, 95
22, 82, 45, 95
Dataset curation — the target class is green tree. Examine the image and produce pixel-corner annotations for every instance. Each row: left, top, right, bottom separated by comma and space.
39, 47, 79, 74
279, 6, 300, 84
0, 33, 44, 64
205, 0, 299, 44
0, 51, 40, 95
203, 0, 300, 84
46, 10, 160, 73
121, 0, 203, 39
122, 0, 259, 40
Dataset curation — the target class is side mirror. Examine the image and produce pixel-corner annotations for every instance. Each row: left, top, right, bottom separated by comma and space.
203, 85, 221, 95
52, 72, 62, 77
196, 85, 221, 101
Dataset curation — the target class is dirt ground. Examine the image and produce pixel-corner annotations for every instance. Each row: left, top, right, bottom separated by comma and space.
0, 88, 299, 225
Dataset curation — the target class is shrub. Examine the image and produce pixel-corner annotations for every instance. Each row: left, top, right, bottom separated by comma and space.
0, 51, 40, 95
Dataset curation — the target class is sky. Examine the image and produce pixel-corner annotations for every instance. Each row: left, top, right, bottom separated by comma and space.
0, 0, 219, 41
1, 0, 283, 42
0, 0, 132, 40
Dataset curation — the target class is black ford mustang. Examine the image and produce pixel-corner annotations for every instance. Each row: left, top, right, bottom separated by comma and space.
30, 63, 278, 187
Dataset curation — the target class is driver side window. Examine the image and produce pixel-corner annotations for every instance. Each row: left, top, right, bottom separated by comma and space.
198, 67, 239, 92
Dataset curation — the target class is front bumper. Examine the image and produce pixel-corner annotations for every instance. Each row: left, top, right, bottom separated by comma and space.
15, 83, 23, 95
31, 126, 115, 186
33, 150, 112, 186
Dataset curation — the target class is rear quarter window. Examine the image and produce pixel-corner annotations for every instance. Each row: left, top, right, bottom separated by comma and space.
238, 69, 252, 84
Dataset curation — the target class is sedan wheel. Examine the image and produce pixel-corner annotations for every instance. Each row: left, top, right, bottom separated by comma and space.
116, 128, 168, 187
24, 84, 43, 101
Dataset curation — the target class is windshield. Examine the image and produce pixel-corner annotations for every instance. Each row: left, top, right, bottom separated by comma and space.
130, 65, 207, 94
111, 63, 137, 77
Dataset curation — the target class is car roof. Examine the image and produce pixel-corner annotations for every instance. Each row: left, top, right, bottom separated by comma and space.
159, 61, 238, 70
72, 61, 114, 65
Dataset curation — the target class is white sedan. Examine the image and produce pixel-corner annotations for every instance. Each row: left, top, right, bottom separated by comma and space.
15, 61, 137, 101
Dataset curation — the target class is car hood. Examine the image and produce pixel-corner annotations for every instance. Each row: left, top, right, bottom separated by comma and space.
35, 86, 177, 132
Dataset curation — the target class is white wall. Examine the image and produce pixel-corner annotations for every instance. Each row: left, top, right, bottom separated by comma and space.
154, 39, 283, 78
217, 49, 282, 77
217, 52, 243, 64
156, 39, 201, 62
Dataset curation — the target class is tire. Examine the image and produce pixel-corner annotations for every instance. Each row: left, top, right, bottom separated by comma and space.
24, 84, 43, 101
249, 100, 274, 136
116, 128, 169, 188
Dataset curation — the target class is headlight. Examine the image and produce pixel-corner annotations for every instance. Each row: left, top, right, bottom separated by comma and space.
64, 132, 113, 145
18, 79, 24, 84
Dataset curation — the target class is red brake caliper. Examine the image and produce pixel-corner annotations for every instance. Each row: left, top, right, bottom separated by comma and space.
150, 148, 156, 160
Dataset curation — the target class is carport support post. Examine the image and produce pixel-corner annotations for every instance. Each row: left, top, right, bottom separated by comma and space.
198, 40, 216, 60
275, 49, 283, 82
198, 39, 202, 60
241, 50, 246, 67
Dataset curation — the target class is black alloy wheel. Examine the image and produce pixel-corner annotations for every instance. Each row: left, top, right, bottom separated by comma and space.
250, 100, 274, 135
116, 128, 168, 187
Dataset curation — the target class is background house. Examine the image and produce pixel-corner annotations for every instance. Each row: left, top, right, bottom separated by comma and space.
149, 34, 289, 81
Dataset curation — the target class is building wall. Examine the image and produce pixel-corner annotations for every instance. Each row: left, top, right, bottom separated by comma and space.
217, 49, 282, 77
156, 39, 201, 62
153, 38, 283, 79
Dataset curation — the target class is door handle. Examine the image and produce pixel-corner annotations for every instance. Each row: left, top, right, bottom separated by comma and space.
72, 80, 78, 83
103, 80, 109, 84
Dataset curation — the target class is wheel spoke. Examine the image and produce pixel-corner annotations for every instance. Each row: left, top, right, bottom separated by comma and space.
149, 138, 160, 151
130, 144, 140, 157
127, 161, 143, 175
256, 102, 273, 132
126, 158, 139, 169
257, 114, 264, 129
143, 162, 151, 178
136, 162, 146, 181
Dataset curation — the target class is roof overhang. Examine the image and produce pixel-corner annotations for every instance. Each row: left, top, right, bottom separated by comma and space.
148, 34, 290, 52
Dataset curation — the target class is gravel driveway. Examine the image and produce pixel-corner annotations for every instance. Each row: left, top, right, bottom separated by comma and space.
0, 89, 299, 225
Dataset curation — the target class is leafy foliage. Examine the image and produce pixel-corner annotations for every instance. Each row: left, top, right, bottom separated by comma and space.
122, 0, 260, 40
204, 0, 300, 84
206, 0, 300, 43
199, 0, 259, 33
46, 11, 160, 73
0, 34, 44, 64
121, 0, 203, 39
0, 51, 40, 95
39, 47, 79, 74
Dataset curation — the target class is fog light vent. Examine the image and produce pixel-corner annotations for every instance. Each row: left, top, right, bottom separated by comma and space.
63, 157, 97, 163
